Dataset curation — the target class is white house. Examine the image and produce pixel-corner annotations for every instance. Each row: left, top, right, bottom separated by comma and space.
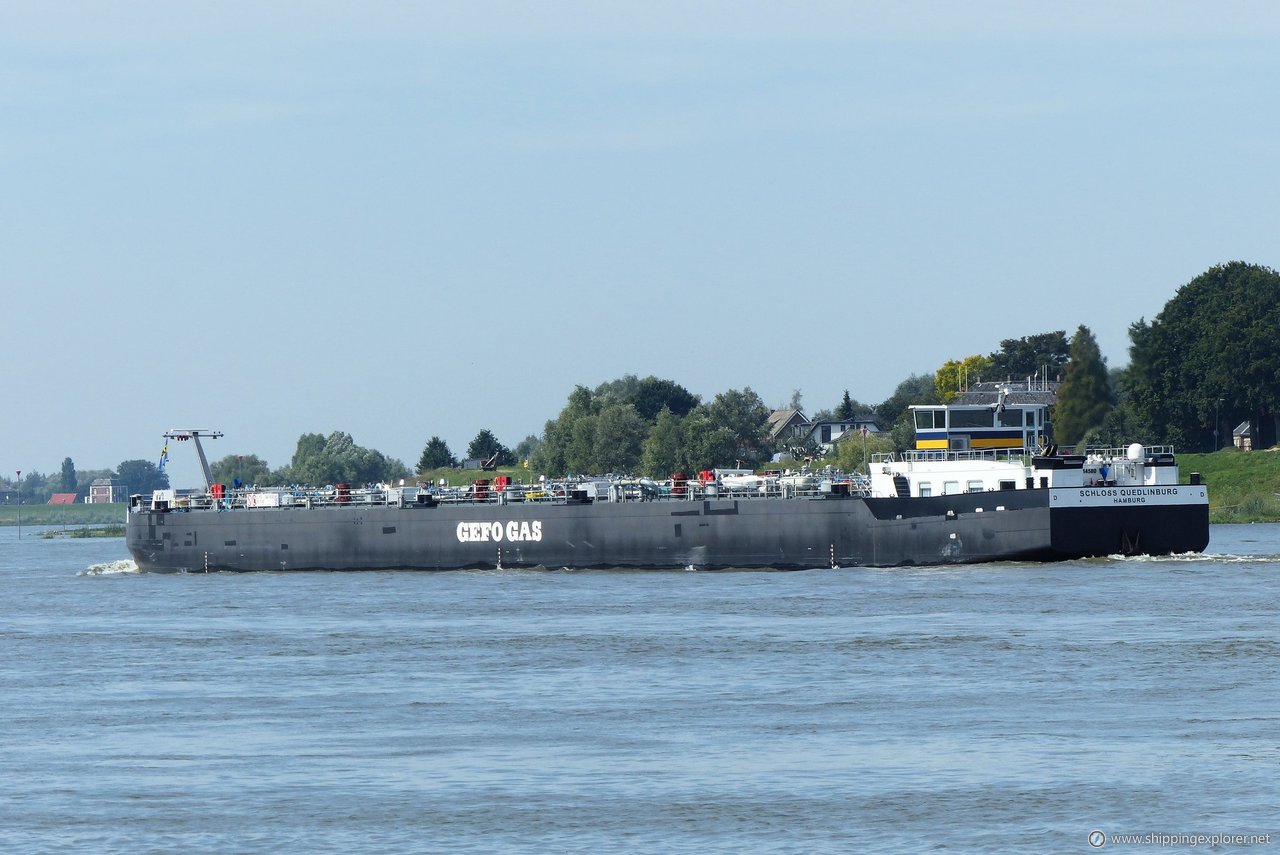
806, 417, 882, 452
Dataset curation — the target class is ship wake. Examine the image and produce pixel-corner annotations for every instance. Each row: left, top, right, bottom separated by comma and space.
1108, 552, 1272, 564
80, 559, 142, 576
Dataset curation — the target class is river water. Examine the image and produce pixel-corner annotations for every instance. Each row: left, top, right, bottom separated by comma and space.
1, 525, 1276, 853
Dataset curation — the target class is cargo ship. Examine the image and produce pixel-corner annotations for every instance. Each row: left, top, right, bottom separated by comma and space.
125, 402, 1210, 572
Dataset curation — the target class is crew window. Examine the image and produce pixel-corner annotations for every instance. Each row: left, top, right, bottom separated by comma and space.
918, 482, 932, 497
999, 408, 1024, 427
967, 480, 984, 493
943, 481, 960, 495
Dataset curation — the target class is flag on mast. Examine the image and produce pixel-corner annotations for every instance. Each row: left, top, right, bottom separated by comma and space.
158, 443, 169, 473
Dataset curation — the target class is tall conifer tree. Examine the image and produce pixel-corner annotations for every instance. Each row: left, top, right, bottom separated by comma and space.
836, 390, 855, 420
60, 457, 78, 493
1054, 325, 1112, 447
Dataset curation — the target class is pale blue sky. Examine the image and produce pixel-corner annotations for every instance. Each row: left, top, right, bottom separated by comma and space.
4, 2, 1278, 488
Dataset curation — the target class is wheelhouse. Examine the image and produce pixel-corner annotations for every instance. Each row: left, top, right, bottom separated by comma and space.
911, 402, 1049, 452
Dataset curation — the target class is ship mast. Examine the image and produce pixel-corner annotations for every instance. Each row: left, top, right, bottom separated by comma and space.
164, 429, 223, 490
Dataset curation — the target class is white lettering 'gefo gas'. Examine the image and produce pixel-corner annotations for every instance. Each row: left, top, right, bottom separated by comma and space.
456, 520, 543, 543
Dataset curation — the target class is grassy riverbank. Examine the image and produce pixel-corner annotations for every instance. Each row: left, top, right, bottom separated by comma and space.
0, 503, 126, 527
1177, 448, 1280, 523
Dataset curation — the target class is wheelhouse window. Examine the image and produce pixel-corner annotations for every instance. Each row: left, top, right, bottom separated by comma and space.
950, 409, 992, 429
999, 407, 1024, 427
915, 410, 941, 430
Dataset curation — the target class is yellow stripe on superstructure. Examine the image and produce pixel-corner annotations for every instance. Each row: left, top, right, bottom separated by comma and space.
916, 439, 949, 449
971, 437, 1024, 449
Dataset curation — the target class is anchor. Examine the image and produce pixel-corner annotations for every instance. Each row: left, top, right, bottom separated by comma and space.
1120, 528, 1142, 556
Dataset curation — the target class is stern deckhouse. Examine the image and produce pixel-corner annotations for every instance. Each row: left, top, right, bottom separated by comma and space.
910, 399, 1048, 452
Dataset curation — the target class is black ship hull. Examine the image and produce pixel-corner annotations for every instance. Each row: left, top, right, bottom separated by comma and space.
125, 486, 1210, 572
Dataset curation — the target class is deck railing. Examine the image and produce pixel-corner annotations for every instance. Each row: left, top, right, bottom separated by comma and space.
131, 472, 873, 513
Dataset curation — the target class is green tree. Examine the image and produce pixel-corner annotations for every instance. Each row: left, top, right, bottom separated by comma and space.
209, 454, 273, 486
24, 470, 54, 503
533, 386, 597, 475
641, 407, 686, 476
889, 417, 917, 455
592, 374, 643, 405
704, 387, 770, 466
690, 428, 741, 472
1128, 262, 1280, 449
1053, 325, 1112, 447
532, 377, 701, 475
832, 430, 894, 474
591, 374, 699, 421
287, 432, 409, 485
565, 413, 599, 473
59, 457, 77, 493
877, 373, 937, 426
467, 429, 513, 466
288, 433, 327, 479
533, 418, 566, 475
513, 434, 541, 466
1093, 398, 1143, 449
630, 376, 699, 421
593, 403, 649, 472
988, 331, 1070, 379
835, 390, 856, 420
117, 459, 170, 496
417, 436, 457, 470
935, 354, 994, 403
679, 407, 741, 471
1092, 364, 1155, 448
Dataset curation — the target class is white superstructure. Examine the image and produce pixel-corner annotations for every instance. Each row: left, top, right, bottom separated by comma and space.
869, 443, 1185, 499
